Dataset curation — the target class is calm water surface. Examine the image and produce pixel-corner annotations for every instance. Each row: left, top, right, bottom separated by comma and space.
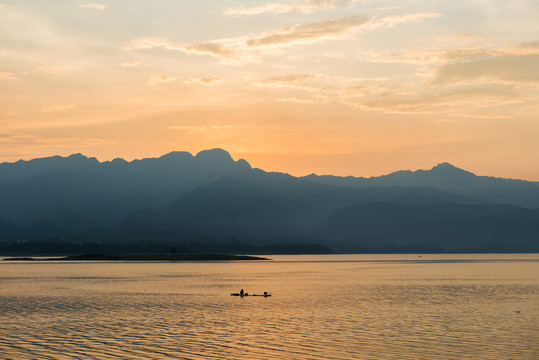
1, 254, 538, 359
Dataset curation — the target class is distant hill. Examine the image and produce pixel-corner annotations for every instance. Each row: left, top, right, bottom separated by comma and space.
303, 162, 539, 208
0, 149, 253, 227
164, 177, 311, 238
318, 202, 539, 252
1, 149, 539, 253
100, 177, 315, 242
0, 216, 25, 239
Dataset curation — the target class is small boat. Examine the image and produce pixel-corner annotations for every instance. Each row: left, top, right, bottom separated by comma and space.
230, 293, 271, 297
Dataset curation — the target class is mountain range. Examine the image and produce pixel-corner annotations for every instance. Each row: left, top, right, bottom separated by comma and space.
1, 149, 539, 254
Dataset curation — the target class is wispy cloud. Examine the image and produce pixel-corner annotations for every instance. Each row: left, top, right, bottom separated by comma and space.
366, 38, 539, 67
0, 71, 16, 79
252, 69, 525, 116
435, 54, 539, 84
366, 47, 492, 66
255, 73, 389, 91
125, 13, 441, 64
181, 42, 238, 58
254, 72, 398, 107
124, 37, 170, 50
456, 113, 515, 120
223, 0, 359, 16
124, 16, 370, 63
147, 75, 180, 85
407, 41, 539, 84
246, 16, 369, 47
517, 41, 539, 50
184, 77, 224, 86
121, 61, 151, 68
123, 38, 231, 58
365, 12, 442, 30
0, 134, 114, 146
255, 74, 319, 91
124, 37, 244, 63
80, 3, 106, 10
276, 97, 321, 104
354, 83, 523, 114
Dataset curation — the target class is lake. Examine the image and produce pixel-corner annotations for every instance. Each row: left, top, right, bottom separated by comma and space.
1, 254, 538, 359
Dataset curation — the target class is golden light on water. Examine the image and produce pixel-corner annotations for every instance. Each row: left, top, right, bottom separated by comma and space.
1, 255, 538, 359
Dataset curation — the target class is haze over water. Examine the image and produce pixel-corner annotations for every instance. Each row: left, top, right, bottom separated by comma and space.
1, 254, 538, 359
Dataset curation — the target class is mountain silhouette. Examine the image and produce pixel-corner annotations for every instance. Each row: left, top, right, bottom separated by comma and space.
318, 202, 539, 252
163, 176, 311, 239
0, 216, 25, 239
303, 162, 539, 208
1, 150, 539, 253
0, 149, 253, 226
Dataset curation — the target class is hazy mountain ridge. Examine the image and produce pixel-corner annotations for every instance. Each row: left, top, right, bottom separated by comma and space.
318, 202, 539, 252
0, 149, 253, 226
1, 149, 539, 253
303, 162, 539, 208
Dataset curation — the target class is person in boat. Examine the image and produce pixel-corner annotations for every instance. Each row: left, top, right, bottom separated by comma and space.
263, 291, 268, 296
240, 289, 244, 296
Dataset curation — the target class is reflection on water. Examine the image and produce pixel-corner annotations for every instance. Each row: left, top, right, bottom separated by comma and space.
1, 254, 538, 359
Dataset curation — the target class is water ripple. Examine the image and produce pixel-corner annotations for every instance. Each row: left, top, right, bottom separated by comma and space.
1, 258, 538, 359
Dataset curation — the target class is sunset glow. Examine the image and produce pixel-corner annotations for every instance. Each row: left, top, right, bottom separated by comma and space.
1, 1, 539, 179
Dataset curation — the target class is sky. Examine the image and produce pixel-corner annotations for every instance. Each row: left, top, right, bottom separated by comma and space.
1, 0, 539, 180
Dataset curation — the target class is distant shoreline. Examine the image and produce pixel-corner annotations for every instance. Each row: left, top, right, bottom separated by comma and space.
2, 253, 269, 261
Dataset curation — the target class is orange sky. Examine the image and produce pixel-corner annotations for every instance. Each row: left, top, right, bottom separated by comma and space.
1, 1, 539, 180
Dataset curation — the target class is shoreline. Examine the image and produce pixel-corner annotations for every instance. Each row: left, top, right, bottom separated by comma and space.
2, 253, 269, 261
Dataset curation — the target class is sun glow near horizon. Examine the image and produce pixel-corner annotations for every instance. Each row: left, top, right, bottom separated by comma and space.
1, 1, 539, 180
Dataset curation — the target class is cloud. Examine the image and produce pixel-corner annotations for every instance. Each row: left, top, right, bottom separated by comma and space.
354, 84, 523, 114
147, 75, 180, 85
431, 33, 488, 46
246, 16, 369, 47
184, 77, 224, 86
517, 41, 539, 50
126, 16, 371, 58
0, 134, 114, 146
276, 97, 320, 104
255, 74, 319, 91
435, 54, 539, 84
125, 13, 441, 64
365, 38, 539, 67
123, 37, 232, 58
223, 0, 358, 16
123, 37, 170, 51
367, 48, 444, 65
41, 104, 75, 113
124, 37, 243, 63
365, 12, 442, 30
254, 72, 396, 106
121, 61, 151, 68
253, 69, 523, 115
456, 113, 515, 120
255, 73, 389, 91
181, 42, 237, 58
80, 3, 106, 10
366, 47, 495, 66
0, 71, 16, 79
